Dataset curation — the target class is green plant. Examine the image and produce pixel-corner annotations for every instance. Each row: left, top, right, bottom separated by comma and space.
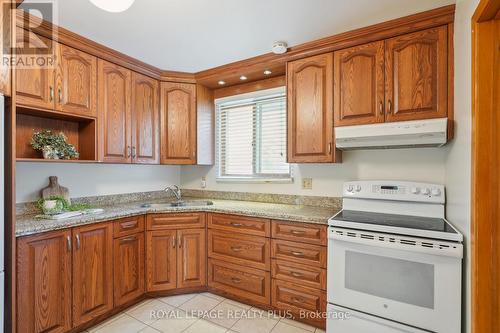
31, 130, 80, 160
37, 196, 92, 214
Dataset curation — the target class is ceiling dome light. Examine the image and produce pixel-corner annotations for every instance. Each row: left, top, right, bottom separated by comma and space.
240, 75, 247, 81
218, 80, 226, 86
89, 0, 135, 13
272, 41, 288, 54
264, 70, 272, 75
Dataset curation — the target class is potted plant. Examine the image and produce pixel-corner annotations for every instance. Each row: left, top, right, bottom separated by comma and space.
31, 130, 80, 160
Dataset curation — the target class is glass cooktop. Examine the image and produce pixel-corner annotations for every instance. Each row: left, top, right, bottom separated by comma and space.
332, 210, 459, 235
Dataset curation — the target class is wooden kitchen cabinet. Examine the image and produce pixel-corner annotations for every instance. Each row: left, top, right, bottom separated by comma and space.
177, 228, 207, 288
146, 230, 177, 291
334, 41, 385, 126
114, 232, 145, 306
385, 26, 448, 122
55, 44, 97, 117
160, 82, 197, 164
17, 230, 73, 333
287, 53, 340, 163
131, 72, 160, 164
72, 222, 114, 326
98, 59, 132, 163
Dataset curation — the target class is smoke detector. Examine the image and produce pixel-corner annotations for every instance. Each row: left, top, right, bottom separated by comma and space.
272, 41, 288, 54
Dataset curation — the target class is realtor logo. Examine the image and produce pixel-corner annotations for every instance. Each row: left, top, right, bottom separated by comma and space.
2, 0, 57, 68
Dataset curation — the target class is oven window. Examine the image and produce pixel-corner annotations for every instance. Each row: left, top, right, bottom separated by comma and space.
345, 251, 435, 309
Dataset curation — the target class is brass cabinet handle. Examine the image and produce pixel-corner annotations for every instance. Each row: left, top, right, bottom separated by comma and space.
230, 246, 243, 252
291, 271, 303, 278
58, 88, 62, 102
127, 146, 131, 158
328, 142, 332, 154
231, 277, 242, 284
121, 221, 137, 229
172, 235, 176, 248
387, 99, 392, 114
291, 296, 304, 303
120, 236, 136, 243
132, 146, 137, 159
66, 235, 72, 252
290, 230, 305, 235
379, 101, 384, 115
291, 251, 304, 257
178, 236, 182, 248
230, 222, 243, 227
75, 234, 81, 250
49, 86, 54, 101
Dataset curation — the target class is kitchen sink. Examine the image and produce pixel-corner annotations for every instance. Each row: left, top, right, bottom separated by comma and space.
140, 200, 214, 208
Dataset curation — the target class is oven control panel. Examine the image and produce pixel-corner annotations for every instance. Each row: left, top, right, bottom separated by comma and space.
343, 181, 445, 203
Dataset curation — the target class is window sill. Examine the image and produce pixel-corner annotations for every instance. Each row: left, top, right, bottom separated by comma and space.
216, 177, 294, 184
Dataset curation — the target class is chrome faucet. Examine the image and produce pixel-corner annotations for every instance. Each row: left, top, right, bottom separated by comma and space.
164, 185, 182, 201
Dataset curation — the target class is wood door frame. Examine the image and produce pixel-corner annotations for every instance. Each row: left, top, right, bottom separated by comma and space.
471, 0, 500, 332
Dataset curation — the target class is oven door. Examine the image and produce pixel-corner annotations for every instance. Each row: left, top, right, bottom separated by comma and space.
328, 227, 462, 333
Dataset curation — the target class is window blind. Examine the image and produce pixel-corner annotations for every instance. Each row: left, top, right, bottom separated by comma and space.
216, 89, 291, 181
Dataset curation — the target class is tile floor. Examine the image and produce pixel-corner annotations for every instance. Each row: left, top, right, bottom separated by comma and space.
84, 292, 326, 333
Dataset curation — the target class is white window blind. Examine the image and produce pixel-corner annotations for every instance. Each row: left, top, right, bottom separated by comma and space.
216, 88, 291, 181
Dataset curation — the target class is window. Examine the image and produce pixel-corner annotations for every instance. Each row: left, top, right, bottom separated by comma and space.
216, 87, 291, 182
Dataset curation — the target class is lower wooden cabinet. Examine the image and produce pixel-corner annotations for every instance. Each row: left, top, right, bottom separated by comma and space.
114, 232, 145, 306
146, 226, 206, 292
72, 222, 114, 326
17, 229, 73, 333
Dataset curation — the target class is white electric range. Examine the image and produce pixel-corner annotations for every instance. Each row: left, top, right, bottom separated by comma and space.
326, 181, 463, 333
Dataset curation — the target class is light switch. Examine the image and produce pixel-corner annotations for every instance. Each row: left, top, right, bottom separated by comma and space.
302, 178, 312, 190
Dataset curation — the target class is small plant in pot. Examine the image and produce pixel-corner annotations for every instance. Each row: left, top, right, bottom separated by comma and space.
31, 130, 80, 160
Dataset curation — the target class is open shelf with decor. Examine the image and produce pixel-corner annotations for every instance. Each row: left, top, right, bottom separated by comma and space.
16, 107, 97, 162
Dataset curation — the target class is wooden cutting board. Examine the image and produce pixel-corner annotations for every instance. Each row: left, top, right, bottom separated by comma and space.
41, 176, 71, 204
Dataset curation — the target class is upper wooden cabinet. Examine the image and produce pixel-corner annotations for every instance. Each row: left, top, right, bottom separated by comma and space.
334, 41, 385, 126
287, 53, 340, 163
160, 82, 197, 164
55, 44, 97, 117
16, 29, 97, 117
17, 230, 72, 333
131, 72, 160, 164
385, 26, 448, 122
72, 222, 114, 326
98, 59, 132, 163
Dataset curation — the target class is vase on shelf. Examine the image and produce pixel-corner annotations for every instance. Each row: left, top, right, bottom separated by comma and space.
42, 146, 59, 159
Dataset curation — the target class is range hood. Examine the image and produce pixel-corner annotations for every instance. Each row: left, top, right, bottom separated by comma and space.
335, 118, 448, 150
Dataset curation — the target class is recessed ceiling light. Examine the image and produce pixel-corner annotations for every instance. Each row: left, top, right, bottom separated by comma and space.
89, 0, 135, 13
264, 70, 272, 75
240, 75, 247, 81
218, 80, 226, 85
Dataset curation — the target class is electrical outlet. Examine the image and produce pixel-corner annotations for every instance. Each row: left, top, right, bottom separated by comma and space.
302, 178, 313, 190
201, 176, 207, 189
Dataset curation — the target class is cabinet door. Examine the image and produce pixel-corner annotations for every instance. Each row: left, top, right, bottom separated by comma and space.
334, 41, 385, 126
287, 53, 338, 163
15, 28, 55, 110
385, 26, 448, 122
114, 233, 145, 306
131, 72, 160, 164
160, 82, 196, 164
17, 230, 72, 333
146, 230, 177, 291
55, 43, 97, 117
0, 5, 11, 96
72, 223, 114, 326
177, 228, 206, 288
98, 59, 132, 163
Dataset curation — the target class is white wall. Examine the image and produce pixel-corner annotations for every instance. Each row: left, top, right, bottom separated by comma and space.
445, 0, 478, 332
16, 163, 181, 203
181, 148, 446, 197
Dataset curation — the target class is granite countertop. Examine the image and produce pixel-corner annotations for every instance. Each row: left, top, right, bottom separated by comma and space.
16, 197, 340, 237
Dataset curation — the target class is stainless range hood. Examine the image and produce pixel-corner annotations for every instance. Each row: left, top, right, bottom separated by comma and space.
335, 118, 448, 150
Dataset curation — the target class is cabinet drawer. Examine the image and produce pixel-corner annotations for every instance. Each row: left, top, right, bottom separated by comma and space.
208, 230, 270, 271
209, 213, 270, 237
147, 213, 206, 230
114, 215, 145, 238
208, 259, 270, 305
271, 239, 326, 268
272, 259, 326, 290
272, 279, 326, 318
272, 220, 327, 245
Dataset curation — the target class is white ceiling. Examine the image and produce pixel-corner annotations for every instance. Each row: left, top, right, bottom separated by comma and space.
21, 0, 455, 72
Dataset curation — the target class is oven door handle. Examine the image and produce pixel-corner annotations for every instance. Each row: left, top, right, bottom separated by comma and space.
329, 231, 463, 259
